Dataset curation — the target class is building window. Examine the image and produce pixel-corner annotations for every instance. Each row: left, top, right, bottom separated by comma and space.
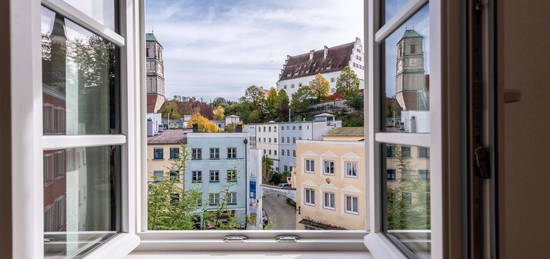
281, 137, 284, 143
305, 159, 315, 172
284, 165, 288, 171
192, 171, 202, 183
153, 148, 164, 160
299, 126, 302, 130
227, 192, 237, 205
293, 137, 296, 143
331, 77, 335, 82
387, 169, 396, 181
192, 148, 202, 160
153, 170, 163, 182
304, 188, 315, 205
293, 150, 296, 157
324, 192, 335, 209
209, 170, 220, 182
227, 170, 237, 182
287, 137, 290, 142
210, 148, 220, 160
268, 150, 272, 155
401, 169, 414, 181
169, 147, 180, 160
268, 138, 271, 143
323, 160, 335, 175
345, 161, 358, 177
169, 171, 179, 182
386, 146, 395, 157
418, 169, 430, 180
268, 126, 271, 132
293, 126, 296, 130
274, 138, 277, 143
401, 146, 411, 158
345, 195, 359, 214
418, 147, 430, 158
209, 193, 220, 206
410, 44, 416, 54
227, 147, 237, 159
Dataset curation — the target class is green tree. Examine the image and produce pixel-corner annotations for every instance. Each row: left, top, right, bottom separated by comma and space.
161, 101, 182, 119
310, 73, 330, 102
202, 187, 242, 230
386, 145, 431, 230
265, 88, 279, 121
211, 97, 231, 108
262, 155, 273, 184
277, 89, 290, 121
290, 86, 315, 118
245, 85, 266, 111
335, 66, 361, 99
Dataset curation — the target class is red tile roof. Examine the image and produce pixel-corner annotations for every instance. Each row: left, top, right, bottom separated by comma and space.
147, 129, 187, 144
147, 95, 159, 113
279, 42, 355, 81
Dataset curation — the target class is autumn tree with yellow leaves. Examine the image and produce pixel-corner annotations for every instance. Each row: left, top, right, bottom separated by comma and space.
188, 112, 220, 132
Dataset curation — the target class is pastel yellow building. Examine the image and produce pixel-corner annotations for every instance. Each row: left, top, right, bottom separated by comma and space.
147, 129, 187, 184
295, 127, 367, 230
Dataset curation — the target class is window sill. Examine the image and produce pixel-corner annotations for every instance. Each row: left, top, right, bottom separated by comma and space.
363, 233, 406, 259
125, 251, 373, 259
84, 233, 140, 259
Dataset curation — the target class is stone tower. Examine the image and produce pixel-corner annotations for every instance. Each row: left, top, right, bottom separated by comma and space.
146, 32, 165, 113
395, 29, 428, 111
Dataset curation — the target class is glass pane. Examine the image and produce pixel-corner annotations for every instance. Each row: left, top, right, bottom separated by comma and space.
383, 0, 415, 23
63, 0, 118, 31
43, 146, 121, 257
41, 7, 121, 135
383, 144, 431, 258
382, 5, 430, 133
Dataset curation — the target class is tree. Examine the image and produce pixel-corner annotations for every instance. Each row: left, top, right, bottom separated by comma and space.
386, 145, 431, 230
211, 97, 231, 108
161, 100, 182, 119
187, 112, 220, 132
244, 85, 266, 110
309, 73, 330, 102
290, 86, 315, 117
262, 155, 273, 184
224, 122, 242, 132
277, 89, 290, 121
213, 105, 225, 120
202, 187, 242, 230
265, 88, 279, 121
335, 66, 361, 99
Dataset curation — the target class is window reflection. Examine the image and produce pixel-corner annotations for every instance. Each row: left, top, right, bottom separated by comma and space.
383, 0, 415, 23
43, 146, 120, 257
63, 0, 118, 31
382, 5, 430, 133
383, 143, 431, 258
41, 7, 120, 135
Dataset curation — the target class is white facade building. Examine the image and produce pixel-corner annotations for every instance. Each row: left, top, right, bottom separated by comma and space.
146, 113, 163, 136
276, 38, 365, 99
251, 114, 342, 174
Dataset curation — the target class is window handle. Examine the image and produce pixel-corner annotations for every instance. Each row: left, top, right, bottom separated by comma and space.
504, 89, 521, 103
276, 235, 299, 242
223, 235, 248, 242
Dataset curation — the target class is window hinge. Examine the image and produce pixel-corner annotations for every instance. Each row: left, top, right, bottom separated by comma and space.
223, 235, 248, 243
276, 235, 299, 242
474, 146, 490, 178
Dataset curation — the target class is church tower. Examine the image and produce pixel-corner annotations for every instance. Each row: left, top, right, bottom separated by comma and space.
395, 29, 428, 111
146, 32, 165, 113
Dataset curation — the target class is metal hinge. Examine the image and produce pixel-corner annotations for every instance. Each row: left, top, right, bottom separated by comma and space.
474, 146, 490, 178
276, 235, 299, 242
223, 235, 248, 242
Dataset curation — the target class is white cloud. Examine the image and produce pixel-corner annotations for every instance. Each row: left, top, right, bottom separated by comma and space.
146, 0, 364, 99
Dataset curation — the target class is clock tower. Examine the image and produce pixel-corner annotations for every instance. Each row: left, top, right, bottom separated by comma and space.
395, 29, 428, 111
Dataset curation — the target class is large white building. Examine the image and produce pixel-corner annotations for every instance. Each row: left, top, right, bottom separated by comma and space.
276, 38, 365, 99
251, 114, 342, 173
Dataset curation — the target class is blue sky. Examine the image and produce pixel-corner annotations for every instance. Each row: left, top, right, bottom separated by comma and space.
145, 0, 364, 101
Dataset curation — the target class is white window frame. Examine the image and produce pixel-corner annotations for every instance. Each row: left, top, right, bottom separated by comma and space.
323, 191, 336, 210
323, 160, 335, 176
304, 188, 316, 206
364, 0, 443, 258
344, 161, 359, 178
344, 195, 359, 215
305, 159, 315, 173
10, 0, 142, 258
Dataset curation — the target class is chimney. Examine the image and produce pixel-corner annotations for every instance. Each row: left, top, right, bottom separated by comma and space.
323, 45, 328, 59
192, 123, 198, 133
236, 124, 243, 133
309, 50, 315, 61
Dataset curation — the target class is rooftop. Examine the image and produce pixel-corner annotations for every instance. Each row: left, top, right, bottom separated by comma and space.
324, 127, 364, 137
147, 129, 187, 144
279, 40, 359, 81
146, 32, 157, 42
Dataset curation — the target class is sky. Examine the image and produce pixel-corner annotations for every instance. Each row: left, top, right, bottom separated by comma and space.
145, 0, 364, 101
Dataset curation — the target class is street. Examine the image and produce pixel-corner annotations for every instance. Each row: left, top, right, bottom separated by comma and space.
262, 191, 296, 230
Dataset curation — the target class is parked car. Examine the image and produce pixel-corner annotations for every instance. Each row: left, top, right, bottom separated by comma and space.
278, 183, 291, 189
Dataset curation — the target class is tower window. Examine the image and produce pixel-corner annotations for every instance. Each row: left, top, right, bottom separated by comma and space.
410, 44, 416, 54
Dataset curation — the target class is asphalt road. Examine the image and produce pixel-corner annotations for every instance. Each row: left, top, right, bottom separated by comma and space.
262, 191, 296, 230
